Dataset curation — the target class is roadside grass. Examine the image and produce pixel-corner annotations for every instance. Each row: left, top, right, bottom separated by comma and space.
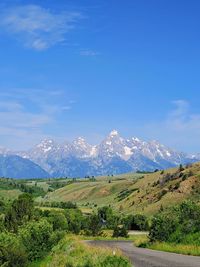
29, 235, 132, 267
131, 234, 200, 257
148, 242, 200, 256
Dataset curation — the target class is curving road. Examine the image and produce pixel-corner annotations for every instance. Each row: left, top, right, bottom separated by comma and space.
86, 240, 200, 267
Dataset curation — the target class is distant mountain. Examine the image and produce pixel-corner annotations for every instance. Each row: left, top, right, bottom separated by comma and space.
0, 155, 49, 179
14, 130, 197, 178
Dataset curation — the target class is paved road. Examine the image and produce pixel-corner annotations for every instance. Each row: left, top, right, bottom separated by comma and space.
86, 240, 200, 267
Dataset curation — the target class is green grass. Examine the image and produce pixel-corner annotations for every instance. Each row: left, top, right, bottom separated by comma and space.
37, 163, 200, 215
29, 235, 132, 267
28, 256, 52, 267
148, 242, 200, 256
0, 189, 22, 201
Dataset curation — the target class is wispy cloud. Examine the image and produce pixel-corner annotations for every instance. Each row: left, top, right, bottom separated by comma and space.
140, 100, 200, 152
0, 5, 82, 50
80, 49, 99, 57
0, 89, 75, 149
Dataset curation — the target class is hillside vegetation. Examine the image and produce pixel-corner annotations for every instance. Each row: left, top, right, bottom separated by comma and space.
40, 163, 200, 215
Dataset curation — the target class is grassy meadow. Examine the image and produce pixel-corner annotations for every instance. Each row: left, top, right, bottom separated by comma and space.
36, 163, 200, 215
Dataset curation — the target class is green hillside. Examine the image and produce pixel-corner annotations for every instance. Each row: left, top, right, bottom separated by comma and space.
39, 163, 200, 215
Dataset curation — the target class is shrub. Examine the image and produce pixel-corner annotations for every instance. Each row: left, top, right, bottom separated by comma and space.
4, 193, 34, 232
65, 209, 84, 234
149, 201, 200, 245
112, 225, 129, 238
123, 214, 149, 231
98, 206, 119, 229
19, 219, 54, 261
149, 213, 178, 242
0, 232, 27, 267
47, 211, 68, 231
101, 255, 131, 267
86, 213, 102, 236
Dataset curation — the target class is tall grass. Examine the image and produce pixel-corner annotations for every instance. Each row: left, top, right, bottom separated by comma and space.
149, 242, 200, 256
29, 236, 132, 267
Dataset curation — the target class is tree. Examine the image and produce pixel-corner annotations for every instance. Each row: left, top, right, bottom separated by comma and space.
179, 164, 185, 172
98, 206, 118, 228
19, 219, 54, 261
65, 209, 83, 234
86, 213, 102, 236
123, 214, 149, 231
4, 194, 34, 232
112, 225, 129, 238
149, 213, 178, 242
47, 211, 68, 231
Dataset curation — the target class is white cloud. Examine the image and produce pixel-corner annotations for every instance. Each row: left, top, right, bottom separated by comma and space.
140, 100, 200, 152
0, 89, 75, 150
0, 5, 82, 50
80, 49, 99, 56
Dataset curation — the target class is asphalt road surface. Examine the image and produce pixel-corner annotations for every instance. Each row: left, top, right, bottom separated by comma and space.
86, 240, 200, 267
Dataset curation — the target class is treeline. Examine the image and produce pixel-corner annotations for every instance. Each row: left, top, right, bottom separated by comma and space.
0, 178, 46, 197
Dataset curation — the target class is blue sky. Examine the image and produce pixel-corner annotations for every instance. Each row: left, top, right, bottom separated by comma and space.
0, 0, 200, 152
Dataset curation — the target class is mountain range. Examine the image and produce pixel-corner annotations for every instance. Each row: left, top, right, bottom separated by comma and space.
0, 130, 199, 178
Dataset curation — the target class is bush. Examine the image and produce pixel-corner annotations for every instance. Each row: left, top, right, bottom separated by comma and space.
98, 206, 119, 229
0, 232, 27, 267
47, 211, 68, 231
149, 213, 178, 242
65, 209, 84, 234
19, 219, 54, 261
4, 193, 34, 232
112, 225, 129, 238
101, 255, 131, 267
123, 214, 149, 231
86, 214, 102, 236
149, 201, 200, 245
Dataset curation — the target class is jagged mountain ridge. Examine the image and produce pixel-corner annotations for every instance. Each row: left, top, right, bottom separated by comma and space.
0, 130, 197, 178
14, 130, 197, 177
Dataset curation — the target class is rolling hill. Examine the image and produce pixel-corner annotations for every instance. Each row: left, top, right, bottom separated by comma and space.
40, 162, 200, 215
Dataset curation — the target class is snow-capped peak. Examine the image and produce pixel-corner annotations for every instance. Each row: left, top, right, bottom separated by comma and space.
109, 130, 119, 137
73, 137, 87, 146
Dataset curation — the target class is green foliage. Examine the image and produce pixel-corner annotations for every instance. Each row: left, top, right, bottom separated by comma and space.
86, 213, 102, 236
0, 178, 46, 197
116, 189, 137, 201
101, 255, 131, 267
179, 164, 185, 172
123, 214, 149, 231
149, 201, 200, 245
4, 193, 34, 232
50, 237, 131, 267
98, 206, 119, 229
112, 225, 129, 238
47, 211, 68, 231
48, 201, 77, 209
149, 213, 178, 242
0, 232, 27, 267
65, 209, 84, 234
19, 219, 54, 261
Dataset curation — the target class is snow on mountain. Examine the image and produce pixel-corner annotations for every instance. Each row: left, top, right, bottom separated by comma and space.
72, 137, 97, 158
3, 130, 200, 178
